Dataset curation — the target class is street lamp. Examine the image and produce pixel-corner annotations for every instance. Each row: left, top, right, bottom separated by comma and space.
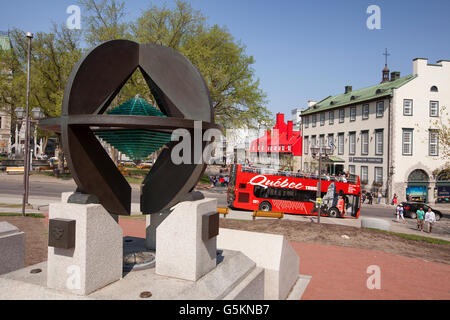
310, 145, 334, 223
15, 105, 44, 216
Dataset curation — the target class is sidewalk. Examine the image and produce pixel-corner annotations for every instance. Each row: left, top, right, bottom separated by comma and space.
362, 201, 450, 213
1, 192, 449, 241
116, 216, 450, 300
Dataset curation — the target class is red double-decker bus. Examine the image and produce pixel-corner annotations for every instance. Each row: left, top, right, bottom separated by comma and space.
227, 164, 361, 219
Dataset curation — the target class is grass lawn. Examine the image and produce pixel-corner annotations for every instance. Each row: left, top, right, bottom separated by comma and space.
367, 228, 450, 245
0, 212, 46, 218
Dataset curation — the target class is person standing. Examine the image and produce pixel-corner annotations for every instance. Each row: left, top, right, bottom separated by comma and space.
396, 204, 406, 223
368, 192, 373, 205
392, 194, 398, 206
424, 208, 436, 233
377, 191, 382, 204
416, 207, 425, 231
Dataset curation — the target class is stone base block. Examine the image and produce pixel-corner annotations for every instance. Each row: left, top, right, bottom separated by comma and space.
145, 212, 170, 250
0, 222, 25, 275
217, 228, 300, 300
47, 202, 123, 295
0, 250, 264, 300
156, 198, 218, 281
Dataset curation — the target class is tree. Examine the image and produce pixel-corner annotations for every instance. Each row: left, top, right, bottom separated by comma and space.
0, 26, 82, 162
80, 0, 272, 129
431, 106, 450, 160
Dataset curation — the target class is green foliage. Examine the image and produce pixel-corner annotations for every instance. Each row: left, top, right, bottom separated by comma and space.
366, 228, 450, 245
0, 212, 46, 218
82, 0, 272, 129
0, 0, 272, 150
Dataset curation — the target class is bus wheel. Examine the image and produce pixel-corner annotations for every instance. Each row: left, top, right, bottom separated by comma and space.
328, 207, 340, 218
259, 201, 272, 212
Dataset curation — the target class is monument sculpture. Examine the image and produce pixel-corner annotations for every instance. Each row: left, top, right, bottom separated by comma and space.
0, 40, 308, 300
39, 39, 220, 215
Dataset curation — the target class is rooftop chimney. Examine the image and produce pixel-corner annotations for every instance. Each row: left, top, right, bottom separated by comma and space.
307, 100, 317, 108
287, 121, 293, 139
345, 85, 352, 94
390, 71, 400, 81
275, 113, 287, 132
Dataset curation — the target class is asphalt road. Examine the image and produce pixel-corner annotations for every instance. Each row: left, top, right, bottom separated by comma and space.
0, 178, 141, 203
0, 178, 447, 219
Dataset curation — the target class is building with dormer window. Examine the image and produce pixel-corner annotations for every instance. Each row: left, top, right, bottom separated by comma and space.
300, 58, 450, 203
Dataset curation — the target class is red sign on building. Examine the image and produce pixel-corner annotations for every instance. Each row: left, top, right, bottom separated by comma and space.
250, 113, 302, 156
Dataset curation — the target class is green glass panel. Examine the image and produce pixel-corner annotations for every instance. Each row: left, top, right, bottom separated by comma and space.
93, 97, 171, 160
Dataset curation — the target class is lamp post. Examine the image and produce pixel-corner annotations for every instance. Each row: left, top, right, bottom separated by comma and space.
310, 145, 334, 224
14, 105, 44, 216
18, 32, 34, 216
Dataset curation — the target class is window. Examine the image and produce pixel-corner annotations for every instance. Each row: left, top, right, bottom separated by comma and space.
349, 165, 355, 175
430, 86, 438, 92
403, 99, 413, 116
350, 106, 356, 121
430, 101, 439, 117
328, 134, 334, 154
338, 133, 344, 155
362, 104, 369, 119
311, 135, 316, 148
429, 130, 439, 156
402, 129, 413, 155
361, 166, 368, 183
376, 101, 384, 117
374, 167, 383, 184
361, 131, 369, 155
329, 111, 334, 124
375, 129, 383, 155
312, 114, 317, 127
349, 132, 356, 155
339, 109, 345, 123
319, 135, 325, 147
320, 113, 325, 126
304, 136, 309, 154
304, 116, 309, 128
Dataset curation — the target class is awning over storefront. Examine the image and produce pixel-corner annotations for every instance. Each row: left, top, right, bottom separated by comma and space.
323, 156, 345, 163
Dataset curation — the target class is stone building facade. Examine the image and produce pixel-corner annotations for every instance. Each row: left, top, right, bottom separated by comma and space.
300, 58, 449, 203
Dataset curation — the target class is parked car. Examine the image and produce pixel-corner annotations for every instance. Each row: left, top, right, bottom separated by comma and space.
436, 197, 449, 204
400, 202, 443, 221
136, 162, 152, 169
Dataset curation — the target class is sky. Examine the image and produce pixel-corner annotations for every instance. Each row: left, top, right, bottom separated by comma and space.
1, 0, 449, 119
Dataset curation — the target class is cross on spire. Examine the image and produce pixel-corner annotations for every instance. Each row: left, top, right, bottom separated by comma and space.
383, 48, 390, 66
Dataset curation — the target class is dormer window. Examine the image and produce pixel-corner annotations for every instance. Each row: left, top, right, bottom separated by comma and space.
350, 95, 358, 101
376, 89, 385, 94
430, 86, 438, 92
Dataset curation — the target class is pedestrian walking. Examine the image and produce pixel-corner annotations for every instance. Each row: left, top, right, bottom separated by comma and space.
377, 191, 382, 204
362, 192, 366, 204
368, 192, 373, 205
424, 208, 436, 233
396, 204, 406, 223
416, 207, 425, 231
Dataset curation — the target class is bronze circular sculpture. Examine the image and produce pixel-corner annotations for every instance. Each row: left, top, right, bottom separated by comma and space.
39, 40, 220, 215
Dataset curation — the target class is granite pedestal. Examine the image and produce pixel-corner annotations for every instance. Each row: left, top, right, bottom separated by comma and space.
155, 198, 218, 281
47, 195, 123, 295
0, 222, 25, 275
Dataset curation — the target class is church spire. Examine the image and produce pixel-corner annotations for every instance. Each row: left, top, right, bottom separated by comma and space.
381, 48, 390, 83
